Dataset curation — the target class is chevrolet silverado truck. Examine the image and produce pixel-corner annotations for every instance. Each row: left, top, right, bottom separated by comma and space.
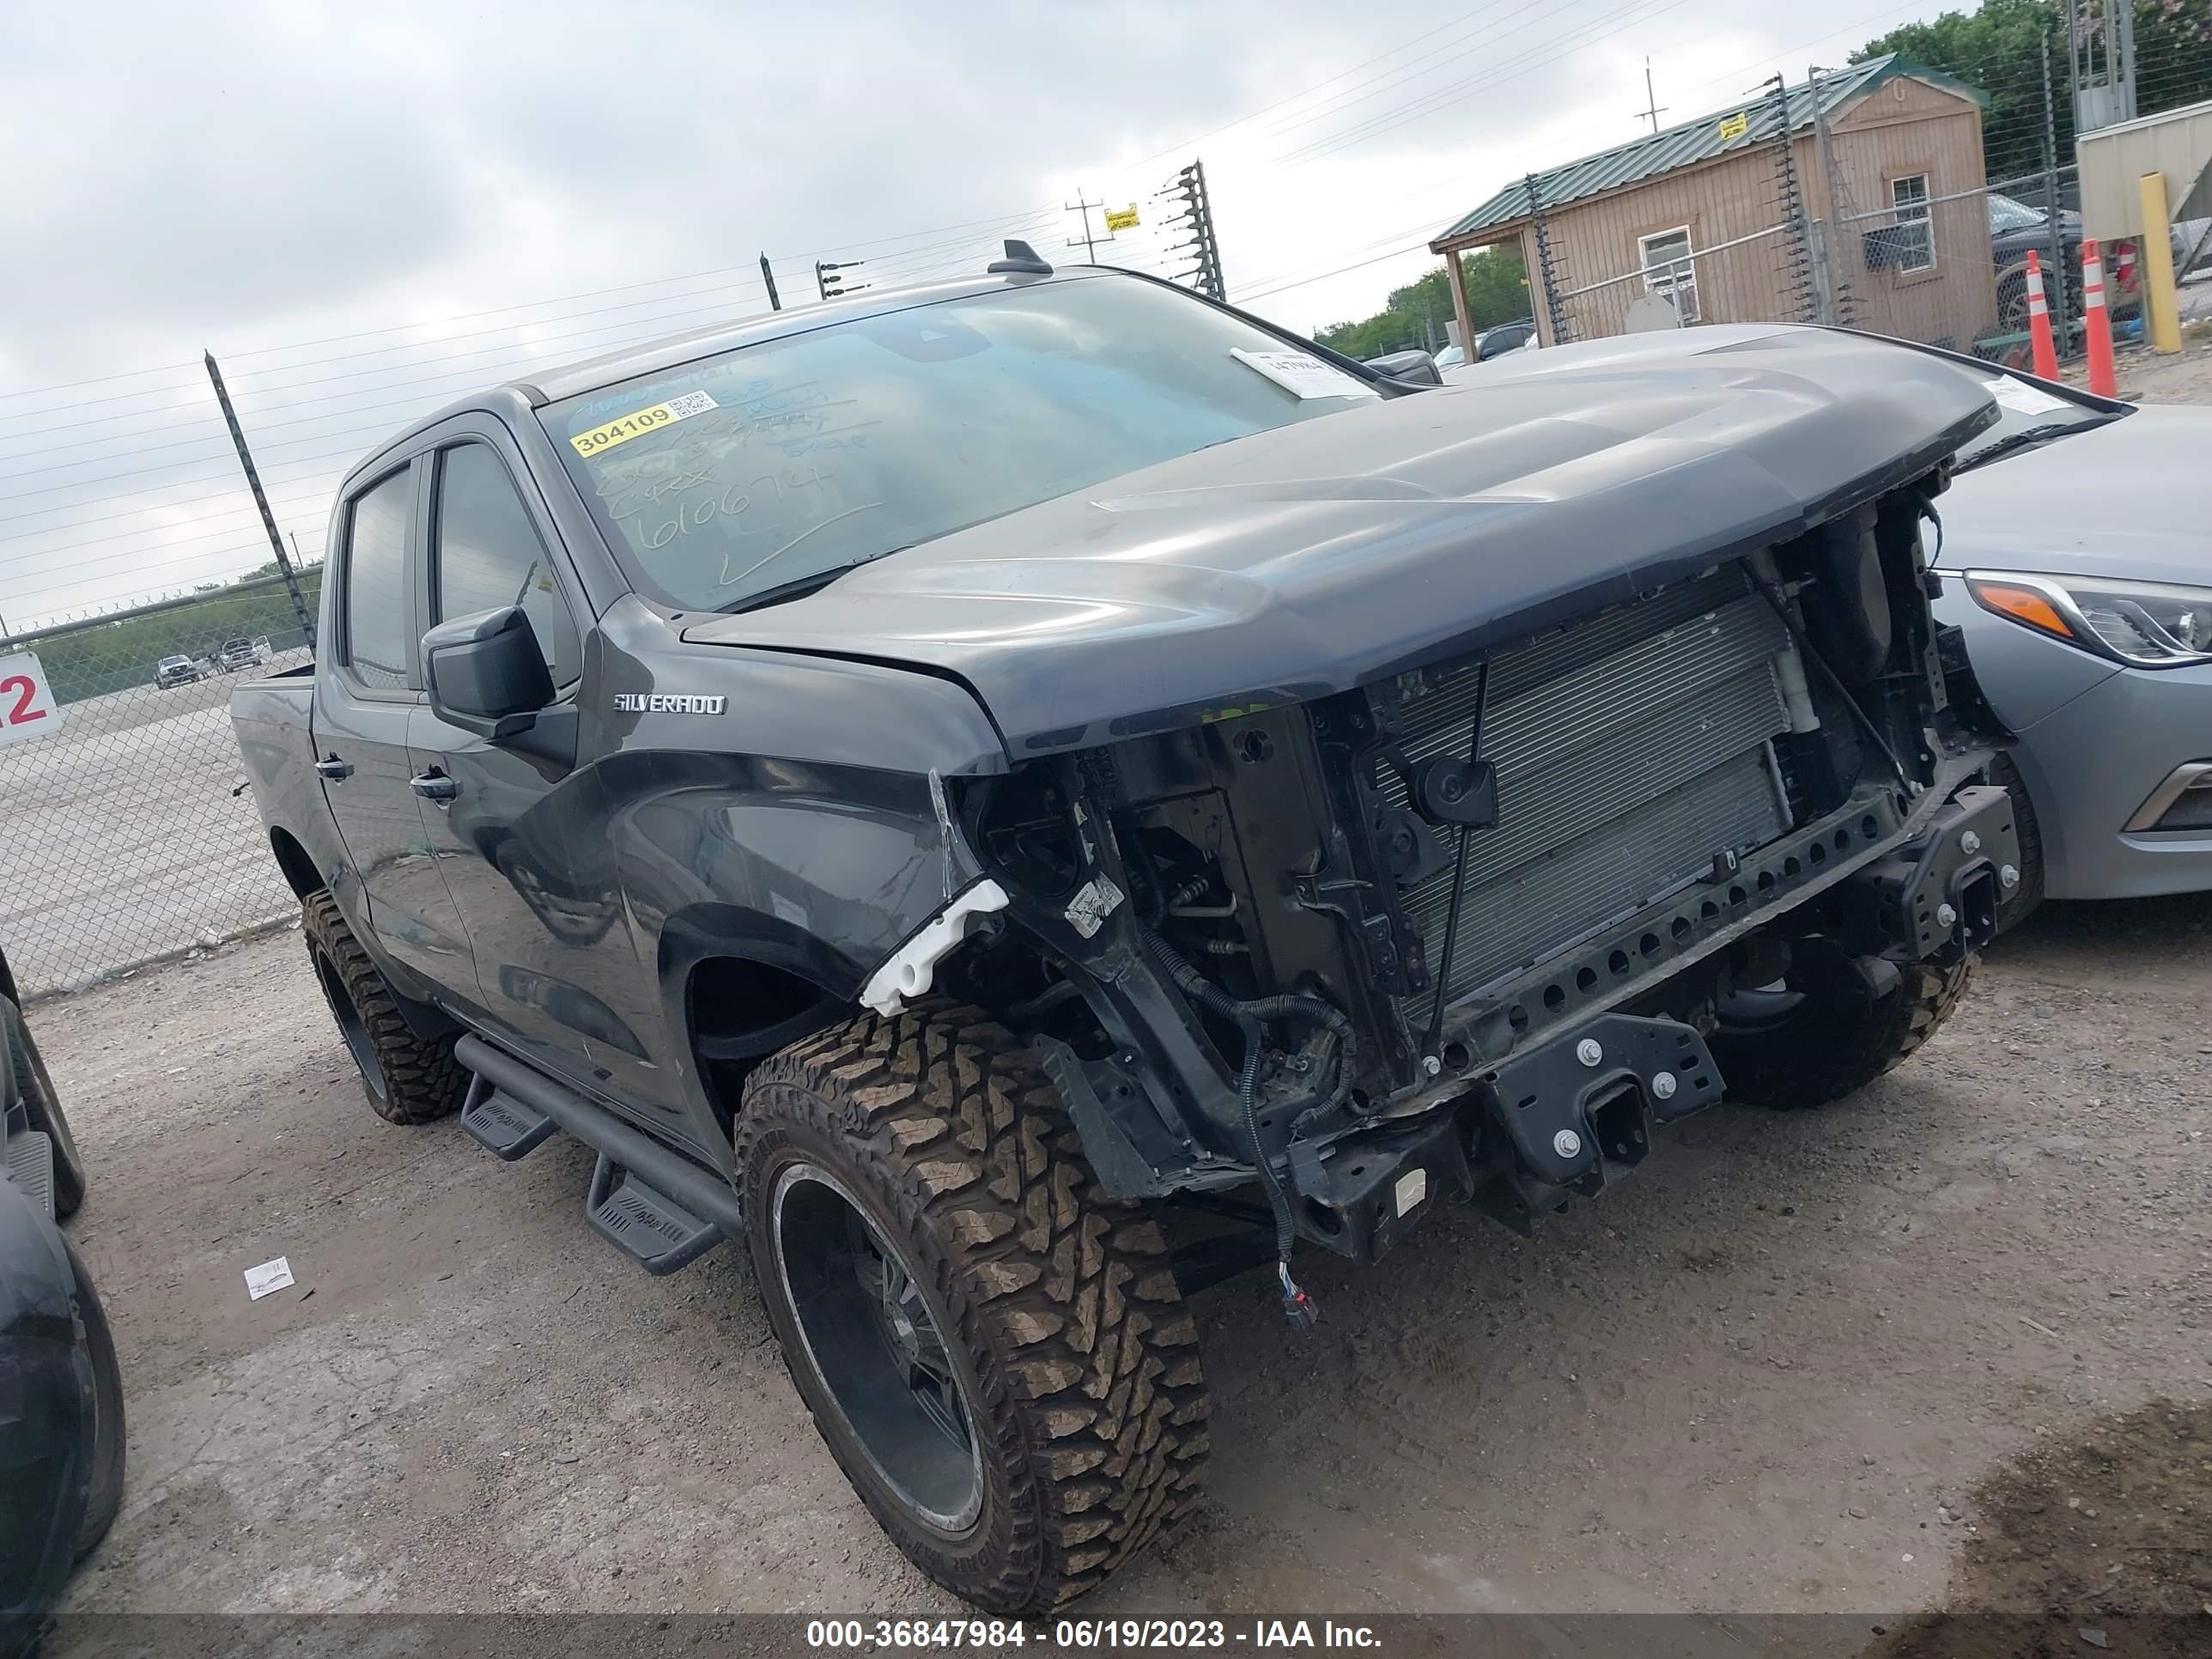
231, 247, 2019, 1611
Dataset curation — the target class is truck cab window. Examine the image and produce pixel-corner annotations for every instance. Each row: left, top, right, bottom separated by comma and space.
432, 443, 580, 688
343, 469, 414, 690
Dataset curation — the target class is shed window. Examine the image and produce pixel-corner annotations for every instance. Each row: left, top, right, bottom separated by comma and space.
1891, 174, 1935, 272
1638, 227, 1700, 323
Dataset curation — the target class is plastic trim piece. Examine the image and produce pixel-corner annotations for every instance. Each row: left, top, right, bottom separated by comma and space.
2122, 761, 2212, 833
859, 880, 1011, 1015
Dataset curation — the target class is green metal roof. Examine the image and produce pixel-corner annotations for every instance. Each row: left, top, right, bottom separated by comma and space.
1432, 55, 1989, 246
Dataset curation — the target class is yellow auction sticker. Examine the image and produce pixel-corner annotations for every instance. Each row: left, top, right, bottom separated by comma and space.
568, 390, 720, 458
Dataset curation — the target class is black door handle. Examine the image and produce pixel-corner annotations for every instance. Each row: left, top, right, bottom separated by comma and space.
410, 771, 459, 801
313, 756, 354, 781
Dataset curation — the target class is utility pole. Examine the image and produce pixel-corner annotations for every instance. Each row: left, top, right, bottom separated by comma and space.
1633, 58, 1668, 135
760, 252, 781, 311
815, 259, 867, 301
1064, 191, 1115, 262
1159, 159, 1225, 301
204, 351, 313, 648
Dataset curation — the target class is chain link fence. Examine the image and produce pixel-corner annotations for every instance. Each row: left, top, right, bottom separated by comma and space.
1, 574, 318, 997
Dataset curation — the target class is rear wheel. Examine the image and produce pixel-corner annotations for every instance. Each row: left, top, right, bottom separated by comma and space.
1711, 939, 1973, 1109
3, 997, 85, 1218
301, 892, 465, 1124
736, 1005, 1209, 1612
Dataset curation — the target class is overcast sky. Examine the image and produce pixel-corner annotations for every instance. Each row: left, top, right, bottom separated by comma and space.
0, 0, 1956, 629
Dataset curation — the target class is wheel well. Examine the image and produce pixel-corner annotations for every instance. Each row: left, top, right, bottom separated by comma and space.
687, 955, 843, 1134
270, 828, 324, 900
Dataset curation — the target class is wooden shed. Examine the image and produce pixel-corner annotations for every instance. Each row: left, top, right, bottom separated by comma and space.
1431, 56, 2000, 353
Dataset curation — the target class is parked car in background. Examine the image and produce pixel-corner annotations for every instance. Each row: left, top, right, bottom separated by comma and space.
1474, 318, 1536, 359
217, 636, 273, 673
1919, 362, 2212, 927
154, 654, 204, 689
1984, 190, 2209, 336
1, 945, 124, 1659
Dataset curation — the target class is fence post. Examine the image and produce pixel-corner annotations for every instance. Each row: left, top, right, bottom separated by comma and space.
1806, 67, 1842, 325
1766, 75, 1820, 324
204, 352, 315, 650
2041, 27, 2072, 356
1524, 174, 1569, 344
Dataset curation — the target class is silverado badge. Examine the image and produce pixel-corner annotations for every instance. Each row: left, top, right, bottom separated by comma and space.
612, 693, 726, 714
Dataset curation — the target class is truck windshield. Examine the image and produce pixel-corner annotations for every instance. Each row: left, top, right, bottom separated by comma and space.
538, 274, 1378, 613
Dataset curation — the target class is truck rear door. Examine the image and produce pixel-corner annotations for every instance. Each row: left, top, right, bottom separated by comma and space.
313, 456, 476, 998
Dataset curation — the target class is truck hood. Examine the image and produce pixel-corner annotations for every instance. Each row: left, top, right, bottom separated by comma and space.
1938, 404, 2212, 588
684, 325, 1993, 754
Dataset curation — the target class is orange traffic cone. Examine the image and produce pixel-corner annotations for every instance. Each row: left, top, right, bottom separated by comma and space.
2081, 238, 2118, 398
2024, 250, 2060, 380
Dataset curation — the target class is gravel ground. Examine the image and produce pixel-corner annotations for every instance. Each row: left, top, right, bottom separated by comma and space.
32, 889, 2211, 1626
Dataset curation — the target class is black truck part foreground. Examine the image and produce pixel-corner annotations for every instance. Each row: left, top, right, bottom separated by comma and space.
232, 258, 2014, 1611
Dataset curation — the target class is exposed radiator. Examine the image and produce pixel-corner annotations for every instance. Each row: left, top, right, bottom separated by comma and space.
1382, 565, 1795, 1000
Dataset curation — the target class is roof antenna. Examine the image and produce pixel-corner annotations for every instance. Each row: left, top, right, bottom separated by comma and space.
988, 239, 1054, 276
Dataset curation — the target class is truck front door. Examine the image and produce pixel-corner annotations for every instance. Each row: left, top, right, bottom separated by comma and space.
404, 427, 685, 1146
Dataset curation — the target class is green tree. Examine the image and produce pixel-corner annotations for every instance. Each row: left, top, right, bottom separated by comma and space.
1856, 0, 2212, 179
1314, 248, 1532, 360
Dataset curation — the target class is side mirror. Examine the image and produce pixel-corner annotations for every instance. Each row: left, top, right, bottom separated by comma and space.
422, 606, 553, 741
1361, 349, 1443, 387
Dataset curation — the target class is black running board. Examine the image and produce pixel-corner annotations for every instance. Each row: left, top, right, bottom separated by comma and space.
454, 1036, 741, 1272
459, 1076, 558, 1162
3, 1122, 57, 1219
587, 1155, 722, 1274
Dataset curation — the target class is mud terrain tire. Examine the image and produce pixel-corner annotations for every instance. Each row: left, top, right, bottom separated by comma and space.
301, 891, 465, 1124
736, 1004, 1209, 1612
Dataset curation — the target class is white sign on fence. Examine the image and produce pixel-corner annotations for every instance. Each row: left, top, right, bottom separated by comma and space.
0, 651, 66, 747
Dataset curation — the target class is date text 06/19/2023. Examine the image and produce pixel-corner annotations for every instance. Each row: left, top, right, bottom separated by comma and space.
803, 1618, 1383, 1650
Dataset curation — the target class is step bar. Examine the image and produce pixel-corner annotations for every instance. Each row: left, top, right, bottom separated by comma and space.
453, 1036, 744, 1244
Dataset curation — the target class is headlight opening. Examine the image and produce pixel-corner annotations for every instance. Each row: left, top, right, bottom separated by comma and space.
1965, 570, 2212, 667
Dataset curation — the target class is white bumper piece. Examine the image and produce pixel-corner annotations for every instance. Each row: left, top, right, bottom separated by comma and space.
859, 880, 1012, 1016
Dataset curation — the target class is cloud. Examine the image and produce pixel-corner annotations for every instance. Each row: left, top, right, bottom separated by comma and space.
0, 0, 1947, 624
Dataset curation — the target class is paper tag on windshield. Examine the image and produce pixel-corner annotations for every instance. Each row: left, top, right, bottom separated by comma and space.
568, 390, 720, 458
1985, 376, 2070, 416
1231, 348, 1379, 400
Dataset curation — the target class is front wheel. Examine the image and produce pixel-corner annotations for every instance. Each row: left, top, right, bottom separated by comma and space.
735, 1006, 1209, 1612
1711, 939, 1973, 1109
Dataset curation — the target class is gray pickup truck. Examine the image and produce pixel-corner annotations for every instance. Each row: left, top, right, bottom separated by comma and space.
231, 248, 2017, 1610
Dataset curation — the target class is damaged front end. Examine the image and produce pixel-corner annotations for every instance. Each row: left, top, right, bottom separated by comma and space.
937, 465, 2014, 1312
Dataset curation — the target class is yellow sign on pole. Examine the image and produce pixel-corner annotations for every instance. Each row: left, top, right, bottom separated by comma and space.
1104, 204, 1139, 233
1717, 112, 1748, 142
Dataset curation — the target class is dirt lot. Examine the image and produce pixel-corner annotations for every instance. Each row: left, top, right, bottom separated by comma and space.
33, 888, 2209, 1631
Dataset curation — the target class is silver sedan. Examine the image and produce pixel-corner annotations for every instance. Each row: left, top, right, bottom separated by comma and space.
1931, 373, 2211, 926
